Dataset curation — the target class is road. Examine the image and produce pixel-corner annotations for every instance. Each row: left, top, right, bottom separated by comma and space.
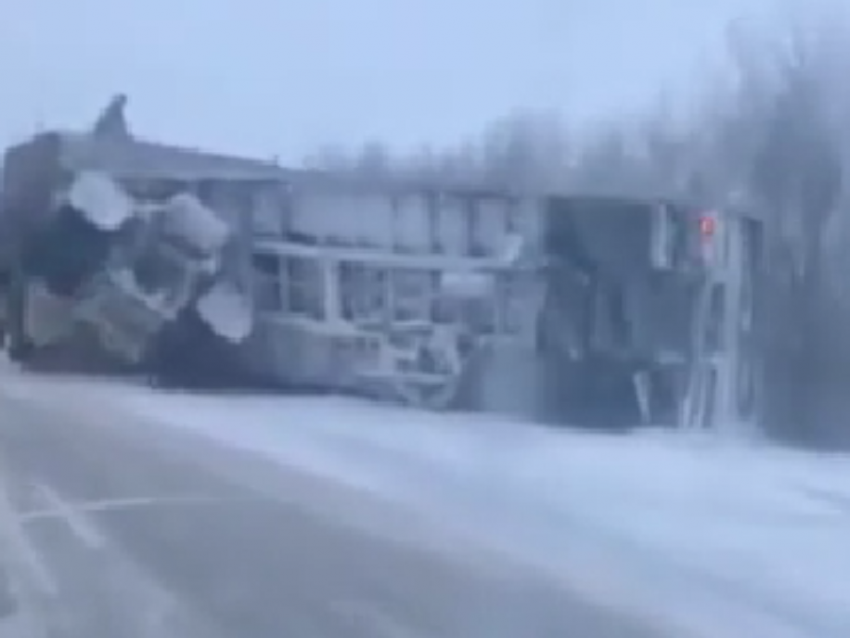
0, 388, 669, 638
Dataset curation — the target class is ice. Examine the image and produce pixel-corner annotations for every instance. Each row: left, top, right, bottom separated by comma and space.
195, 282, 253, 342
2, 366, 850, 637
67, 171, 134, 231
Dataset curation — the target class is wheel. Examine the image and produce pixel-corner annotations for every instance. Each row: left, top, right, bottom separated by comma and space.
380, 327, 478, 410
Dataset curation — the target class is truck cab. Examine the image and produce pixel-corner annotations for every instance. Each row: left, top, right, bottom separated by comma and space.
536, 195, 764, 430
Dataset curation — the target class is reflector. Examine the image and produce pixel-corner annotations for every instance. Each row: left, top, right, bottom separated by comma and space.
699, 214, 717, 237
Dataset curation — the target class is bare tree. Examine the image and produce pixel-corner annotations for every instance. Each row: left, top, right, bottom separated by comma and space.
302, 144, 355, 172
712, 13, 850, 444
476, 110, 571, 190
583, 12, 850, 444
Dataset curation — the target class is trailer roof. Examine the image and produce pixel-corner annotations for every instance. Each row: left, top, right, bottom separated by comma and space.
56, 132, 287, 182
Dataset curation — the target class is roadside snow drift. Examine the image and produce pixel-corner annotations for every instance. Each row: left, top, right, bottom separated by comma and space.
2, 364, 850, 638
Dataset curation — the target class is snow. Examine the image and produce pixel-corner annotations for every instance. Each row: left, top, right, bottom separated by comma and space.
195, 281, 252, 342
2, 368, 850, 638
67, 171, 134, 231
158, 194, 230, 256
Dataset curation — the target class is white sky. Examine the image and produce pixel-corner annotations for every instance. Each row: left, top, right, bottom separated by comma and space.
0, 0, 809, 163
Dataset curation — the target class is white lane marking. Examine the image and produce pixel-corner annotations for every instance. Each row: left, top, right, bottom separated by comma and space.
19, 494, 250, 524
0, 486, 58, 597
331, 600, 428, 638
33, 484, 107, 551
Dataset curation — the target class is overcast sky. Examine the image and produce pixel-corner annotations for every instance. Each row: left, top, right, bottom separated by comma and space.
0, 0, 808, 163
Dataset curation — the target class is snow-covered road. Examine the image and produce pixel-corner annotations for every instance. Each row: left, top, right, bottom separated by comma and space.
1, 365, 850, 637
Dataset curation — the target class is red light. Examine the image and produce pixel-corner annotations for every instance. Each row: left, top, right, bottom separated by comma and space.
699, 215, 716, 237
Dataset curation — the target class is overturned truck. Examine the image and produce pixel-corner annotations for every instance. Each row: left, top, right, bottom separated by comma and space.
0, 98, 765, 430
0, 102, 255, 377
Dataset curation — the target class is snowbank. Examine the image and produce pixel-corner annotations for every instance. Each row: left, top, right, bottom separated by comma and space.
2, 366, 850, 637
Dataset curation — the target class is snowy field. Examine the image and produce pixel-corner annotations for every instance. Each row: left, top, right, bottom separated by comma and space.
2, 365, 850, 638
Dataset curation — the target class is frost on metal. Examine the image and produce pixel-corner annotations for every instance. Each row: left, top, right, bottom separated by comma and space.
67, 171, 134, 231
157, 193, 230, 257
196, 281, 252, 342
